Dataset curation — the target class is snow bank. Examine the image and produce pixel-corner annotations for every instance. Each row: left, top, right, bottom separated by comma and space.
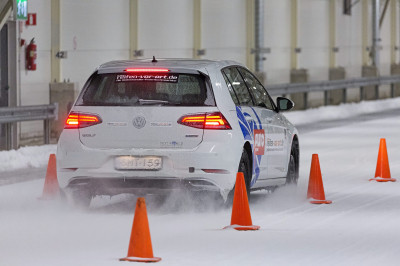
284, 97, 400, 126
0, 145, 56, 172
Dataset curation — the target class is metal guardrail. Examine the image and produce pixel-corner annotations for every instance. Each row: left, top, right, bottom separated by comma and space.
266, 75, 400, 97
0, 104, 58, 149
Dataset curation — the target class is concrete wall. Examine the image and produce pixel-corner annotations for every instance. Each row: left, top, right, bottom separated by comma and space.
17, 0, 400, 141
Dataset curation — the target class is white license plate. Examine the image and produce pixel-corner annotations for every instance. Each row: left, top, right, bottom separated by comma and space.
114, 156, 162, 170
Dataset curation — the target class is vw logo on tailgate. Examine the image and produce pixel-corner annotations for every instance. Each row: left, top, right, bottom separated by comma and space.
132, 116, 146, 129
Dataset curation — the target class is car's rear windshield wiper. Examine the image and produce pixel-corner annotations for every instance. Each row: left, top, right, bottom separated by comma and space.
138, 99, 170, 105
138, 99, 183, 106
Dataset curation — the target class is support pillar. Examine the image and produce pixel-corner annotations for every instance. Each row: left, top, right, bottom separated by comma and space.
290, 0, 308, 110
390, 0, 397, 65
290, 0, 298, 70
329, 0, 336, 69
0, 24, 9, 150
371, 0, 380, 69
327, 67, 346, 105
361, 65, 378, 100
390, 64, 400, 97
325, 0, 346, 105
362, 0, 369, 66
51, 0, 61, 82
8, 21, 18, 149
50, 82, 78, 139
246, 0, 255, 71
390, 0, 400, 97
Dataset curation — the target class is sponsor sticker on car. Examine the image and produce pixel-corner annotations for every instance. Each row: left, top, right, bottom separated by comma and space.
266, 134, 285, 152
254, 129, 265, 155
115, 74, 179, 83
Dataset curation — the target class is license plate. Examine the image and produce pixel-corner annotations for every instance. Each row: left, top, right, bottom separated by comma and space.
114, 156, 162, 170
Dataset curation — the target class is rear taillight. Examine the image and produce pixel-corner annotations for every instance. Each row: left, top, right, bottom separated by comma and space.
178, 112, 231, 130
65, 112, 102, 129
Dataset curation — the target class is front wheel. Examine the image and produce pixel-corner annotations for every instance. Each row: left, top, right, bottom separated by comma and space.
286, 144, 299, 184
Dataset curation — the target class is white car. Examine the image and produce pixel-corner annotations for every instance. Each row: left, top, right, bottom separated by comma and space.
57, 59, 299, 205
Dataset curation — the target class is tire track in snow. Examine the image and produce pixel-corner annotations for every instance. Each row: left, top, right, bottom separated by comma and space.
254, 181, 376, 227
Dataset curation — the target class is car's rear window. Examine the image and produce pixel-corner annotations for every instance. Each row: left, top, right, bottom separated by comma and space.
75, 72, 215, 106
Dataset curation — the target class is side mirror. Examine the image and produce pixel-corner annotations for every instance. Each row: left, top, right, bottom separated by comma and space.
277, 97, 294, 112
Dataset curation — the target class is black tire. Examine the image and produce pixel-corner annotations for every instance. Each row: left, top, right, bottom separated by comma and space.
238, 149, 252, 194
226, 149, 251, 205
286, 143, 299, 185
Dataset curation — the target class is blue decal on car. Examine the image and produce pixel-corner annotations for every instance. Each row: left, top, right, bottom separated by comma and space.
236, 106, 264, 187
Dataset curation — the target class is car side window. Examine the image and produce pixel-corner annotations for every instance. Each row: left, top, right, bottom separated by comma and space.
222, 72, 239, 105
239, 68, 275, 110
222, 68, 254, 106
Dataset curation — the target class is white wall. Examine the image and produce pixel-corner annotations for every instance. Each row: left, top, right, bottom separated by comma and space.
20, 0, 51, 106
263, 0, 291, 84
61, 0, 130, 87
17, 0, 399, 140
202, 0, 246, 64
336, 0, 362, 78
138, 0, 194, 59
298, 0, 330, 81
380, 2, 391, 76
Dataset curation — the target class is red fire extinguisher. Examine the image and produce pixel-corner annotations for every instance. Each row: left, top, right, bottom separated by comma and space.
26, 38, 37, 71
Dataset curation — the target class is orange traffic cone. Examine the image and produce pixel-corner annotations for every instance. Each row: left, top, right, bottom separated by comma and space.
307, 154, 332, 204
224, 172, 260, 231
369, 138, 396, 182
39, 154, 60, 200
120, 197, 161, 263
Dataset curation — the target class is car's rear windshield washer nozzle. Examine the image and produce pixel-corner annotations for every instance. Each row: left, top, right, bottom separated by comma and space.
152, 56, 157, 63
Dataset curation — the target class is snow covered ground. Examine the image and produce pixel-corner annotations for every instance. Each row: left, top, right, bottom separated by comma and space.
1, 99, 400, 266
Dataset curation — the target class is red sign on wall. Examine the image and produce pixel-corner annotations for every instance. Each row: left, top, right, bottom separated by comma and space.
26, 13, 37, 26
254, 129, 265, 155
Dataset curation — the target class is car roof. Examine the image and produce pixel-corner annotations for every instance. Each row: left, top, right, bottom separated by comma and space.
97, 59, 243, 73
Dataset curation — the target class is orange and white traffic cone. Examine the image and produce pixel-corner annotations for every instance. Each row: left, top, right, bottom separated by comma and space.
307, 154, 332, 204
224, 172, 260, 231
120, 197, 161, 263
38, 154, 60, 200
369, 138, 396, 182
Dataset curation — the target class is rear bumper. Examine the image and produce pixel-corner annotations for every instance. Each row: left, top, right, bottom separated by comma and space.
66, 176, 220, 196
57, 128, 244, 200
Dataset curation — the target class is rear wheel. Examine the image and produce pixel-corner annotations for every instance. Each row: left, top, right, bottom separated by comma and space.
226, 148, 252, 206
286, 143, 299, 184
238, 149, 251, 194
